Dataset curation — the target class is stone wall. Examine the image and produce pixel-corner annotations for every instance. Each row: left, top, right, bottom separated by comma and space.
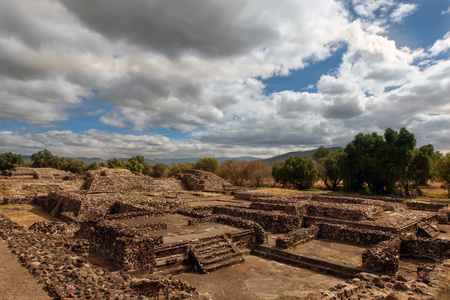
2, 195, 34, 204
306, 202, 383, 221
188, 214, 268, 244
362, 238, 401, 274
401, 237, 450, 261
437, 209, 450, 224
311, 194, 400, 211
406, 201, 448, 212
2, 167, 71, 180
77, 220, 163, 269
276, 225, 319, 249
212, 205, 303, 233
317, 222, 392, 245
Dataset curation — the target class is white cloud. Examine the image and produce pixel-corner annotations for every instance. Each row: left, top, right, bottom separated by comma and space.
428, 32, 450, 57
390, 3, 417, 22
0, 0, 449, 157
442, 6, 450, 15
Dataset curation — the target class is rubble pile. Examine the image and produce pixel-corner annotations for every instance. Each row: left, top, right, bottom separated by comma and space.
83, 169, 183, 194
176, 169, 233, 192
322, 263, 450, 300
362, 238, 401, 274
29, 221, 80, 237
276, 225, 319, 249
130, 277, 198, 299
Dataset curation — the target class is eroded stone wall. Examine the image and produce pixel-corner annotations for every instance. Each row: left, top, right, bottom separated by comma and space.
276, 225, 319, 249
362, 238, 401, 274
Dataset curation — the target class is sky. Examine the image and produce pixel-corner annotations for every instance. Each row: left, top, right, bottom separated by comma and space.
0, 0, 449, 160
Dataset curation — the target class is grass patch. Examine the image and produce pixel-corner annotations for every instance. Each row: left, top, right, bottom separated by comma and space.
0, 204, 59, 228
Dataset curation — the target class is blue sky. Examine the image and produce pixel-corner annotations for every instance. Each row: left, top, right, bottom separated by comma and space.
0, 0, 449, 159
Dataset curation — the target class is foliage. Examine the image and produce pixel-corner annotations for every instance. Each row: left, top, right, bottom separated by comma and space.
152, 163, 169, 178
315, 148, 342, 191
194, 157, 220, 173
126, 155, 152, 175
31, 149, 58, 168
107, 158, 127, 169
408, 144, 438, 187
218, 160, 248, 186
0, 152, 25, 171
338, 128, 416, 194
245, 160, 272, 187
272, 156, 318, 190
168, 163, 193, 177
313, 146, 333, 161
436, 153, 450, 197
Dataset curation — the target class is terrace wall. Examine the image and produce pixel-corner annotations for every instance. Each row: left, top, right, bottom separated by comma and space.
362, 238, 401, 274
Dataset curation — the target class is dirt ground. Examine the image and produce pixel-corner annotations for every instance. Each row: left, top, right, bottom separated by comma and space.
176, 255, 343, 300
0, 240, 52, 300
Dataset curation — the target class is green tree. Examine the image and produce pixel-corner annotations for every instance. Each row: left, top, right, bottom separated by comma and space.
218, 160, 248, 186
87, 161, 100, 171
126, 155, 152, 175
168, 163, 193, 177
245, 160, 272, 187
408, 144, 436, 187
272, 160, 290, 188
0, 152, 25, 171
31, 149, 59, 168
313, 146, 333, 161
152, 163, 169, 178
107, 157, 127, 169
194, 157, 220, 173
317, 150, 343, 191
63, 158, 88, 173
272, 156, 318, 190
338, 128, 416, 194
436, 153, 450, 197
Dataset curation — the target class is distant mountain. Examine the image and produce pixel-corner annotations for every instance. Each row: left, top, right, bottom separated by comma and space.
22, 149, 342, 167
261, 147, 341, 165
147, 156, 259, 165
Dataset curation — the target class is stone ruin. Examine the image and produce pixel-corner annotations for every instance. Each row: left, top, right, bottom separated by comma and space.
1, 167, 450, 299
1, 167, 71, 180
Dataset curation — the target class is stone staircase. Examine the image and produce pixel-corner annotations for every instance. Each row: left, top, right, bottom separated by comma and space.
189, 234, 244, 274
417, 221, 441, 238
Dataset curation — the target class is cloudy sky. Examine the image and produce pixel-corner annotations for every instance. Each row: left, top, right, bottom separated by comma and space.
0, 0, 449, 159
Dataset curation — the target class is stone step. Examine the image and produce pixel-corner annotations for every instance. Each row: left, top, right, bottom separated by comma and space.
192, 241, 229, 252
200, 247, 233, 261
251, 247, 359, 279
199, 251, 241, 266
153, 264, 189, 276
201, 256, 244, 274
154, 253, 187, 267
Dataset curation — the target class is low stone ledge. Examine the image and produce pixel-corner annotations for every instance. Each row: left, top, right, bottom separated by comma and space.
276, 225, 319, 249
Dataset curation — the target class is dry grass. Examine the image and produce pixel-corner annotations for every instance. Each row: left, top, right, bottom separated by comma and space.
0, 204, 59, 228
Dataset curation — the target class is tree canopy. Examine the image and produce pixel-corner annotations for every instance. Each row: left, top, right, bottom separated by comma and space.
0, 152, 25, 171
272, 156, 318, 190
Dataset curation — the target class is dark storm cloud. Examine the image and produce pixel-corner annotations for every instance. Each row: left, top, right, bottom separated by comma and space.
60, 0, 278, 58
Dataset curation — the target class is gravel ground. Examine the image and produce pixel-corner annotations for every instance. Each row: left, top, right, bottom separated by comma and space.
0, 239, 52, 300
